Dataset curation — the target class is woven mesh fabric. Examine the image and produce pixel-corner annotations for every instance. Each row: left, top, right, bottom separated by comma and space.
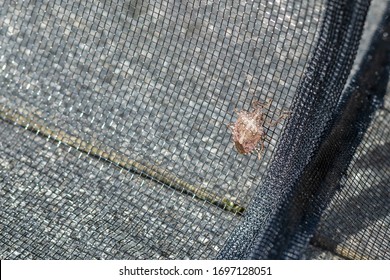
0, 0, 388, 259
311, 2, 390, 259
217, 0, 374, 260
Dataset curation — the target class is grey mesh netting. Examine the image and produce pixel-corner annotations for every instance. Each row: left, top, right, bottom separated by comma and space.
0, 0, 389, 260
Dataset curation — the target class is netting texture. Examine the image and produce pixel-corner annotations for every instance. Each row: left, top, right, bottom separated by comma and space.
0, 0, 388, 260
312, 1, 390, 259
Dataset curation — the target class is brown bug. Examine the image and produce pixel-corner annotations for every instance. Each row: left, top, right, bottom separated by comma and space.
228, 99, 288, 159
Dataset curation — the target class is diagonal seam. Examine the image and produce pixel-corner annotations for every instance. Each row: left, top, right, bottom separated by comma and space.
0, 104, 245, 215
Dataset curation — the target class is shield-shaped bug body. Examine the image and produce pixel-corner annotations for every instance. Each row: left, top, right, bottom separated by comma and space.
229, 100, 287, 159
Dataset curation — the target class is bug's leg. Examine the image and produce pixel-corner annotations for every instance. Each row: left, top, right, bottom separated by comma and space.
227, 122, 232, 130
265, 116, 282, 127
258, 140, 265, 160
252, 98, 272, 110
277, 110, 291, 119
265, 111, 290, 127
251, 100, 261, 109
264, 98, 272, 110
282, 110, 292, 118
263, 135, 272, 144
